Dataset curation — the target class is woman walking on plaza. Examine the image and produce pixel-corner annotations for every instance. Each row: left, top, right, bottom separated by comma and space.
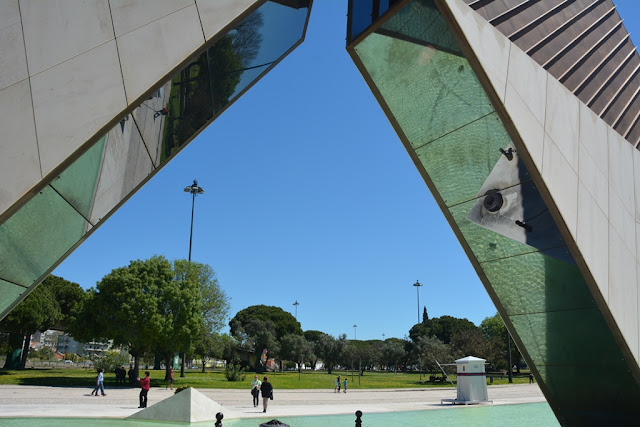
251, 375, 262, 407
260, 376, 273, 413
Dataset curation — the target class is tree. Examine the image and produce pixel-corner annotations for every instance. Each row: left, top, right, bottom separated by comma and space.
303, 330, 325, 370
450, 329, 500, 363
409, 315, 477, 344
422, 306, 429, 323
413, 335, 452, 373
1, 275, 83, 369
280, 333, 312, 379
230, 305, 302, 340
70, 256, 207, 380
173, 260, 229, 333
231, 317, 280, 372
480, 313, 522, 371
381, 339, 407, 373
315, 334, 346, 374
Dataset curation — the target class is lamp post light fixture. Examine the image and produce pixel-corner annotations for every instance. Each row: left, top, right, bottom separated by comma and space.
353, 324, 357, 340
293, 300, 299, 320
181, 179, 204, 378
413, 280, 423, 324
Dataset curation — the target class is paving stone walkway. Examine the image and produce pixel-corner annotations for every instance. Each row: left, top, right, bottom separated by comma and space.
0, 383, 546, 420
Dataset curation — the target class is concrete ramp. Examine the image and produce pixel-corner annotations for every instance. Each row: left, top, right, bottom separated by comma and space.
127, 387, 226, 423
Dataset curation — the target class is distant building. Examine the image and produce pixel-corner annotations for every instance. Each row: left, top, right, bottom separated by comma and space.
56, 333, 83, 355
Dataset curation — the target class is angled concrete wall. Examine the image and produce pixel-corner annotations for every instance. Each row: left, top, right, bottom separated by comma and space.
348, 0, 640, 424
0, 0, 312, 320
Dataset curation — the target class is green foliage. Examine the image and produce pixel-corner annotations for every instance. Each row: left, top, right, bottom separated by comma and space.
409, 315, 477, 344
480, 313, 523, 370
224, 364, 247, 382
230, 305, 302, 340
31, 347, 55, 360
380, 339, 407, 373
412, 336, 452, 372
92, 350, 129, 372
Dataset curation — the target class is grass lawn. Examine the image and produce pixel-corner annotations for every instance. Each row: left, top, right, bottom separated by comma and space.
0, 368, 531, 389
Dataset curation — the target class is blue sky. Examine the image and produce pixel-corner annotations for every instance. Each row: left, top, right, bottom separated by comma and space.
54, 1, 640, 341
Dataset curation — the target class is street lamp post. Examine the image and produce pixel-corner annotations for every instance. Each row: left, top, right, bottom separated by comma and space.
293, 300, 299, 320
353, 324, 357, 340
413, 281, 423, 324
182, 179, 204, 378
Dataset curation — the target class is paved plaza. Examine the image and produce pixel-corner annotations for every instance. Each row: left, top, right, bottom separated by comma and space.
0, 384, 546, 420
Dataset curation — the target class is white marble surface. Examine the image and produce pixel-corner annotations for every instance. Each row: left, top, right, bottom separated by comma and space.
507, 44, 547, 126
110, 0, 194, 37
544, 76, 579, 172
196, 0, 258, 41
20, 0, 113, 76
117, 5, 204, 104
504, 80, 545, 171
577, 182, 608, 300
31, 40, 127, 177
579, 143, 608, 215
579, 102, 609, 178
608, 126, 635, 216
608, 225, 639, 362
542, 133, 578, 239
0, 80, 41, 215
0, 0, 28, 91
609, 186, 636, 258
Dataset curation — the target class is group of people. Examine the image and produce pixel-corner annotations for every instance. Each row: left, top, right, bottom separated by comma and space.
334, 375, 347, 393
250, 375, 273, 413
88, 368, 151, 409
114, 365, 127, 384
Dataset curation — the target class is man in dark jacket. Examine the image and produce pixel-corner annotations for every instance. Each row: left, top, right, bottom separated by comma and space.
260, 376, 273, 413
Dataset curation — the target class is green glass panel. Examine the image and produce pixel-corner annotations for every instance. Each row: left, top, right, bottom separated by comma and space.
509, 309, 620, 366
481, 251, 595, 316
449, 198, 544, 262
0, 186, 87, 286
0, 279, 27, 315
537, 365, 640, 424
416, 113, 512, 206
50, 136, 106, 220
381, 0, 461, 55
354, 32, 494, 149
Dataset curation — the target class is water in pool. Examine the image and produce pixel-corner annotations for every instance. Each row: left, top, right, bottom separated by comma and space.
1, 402, 559, 426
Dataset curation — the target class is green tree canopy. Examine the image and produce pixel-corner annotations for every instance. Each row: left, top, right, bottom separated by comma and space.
230, 305, 302, 340
409, 315, 477, 344
1, 275, 84, 369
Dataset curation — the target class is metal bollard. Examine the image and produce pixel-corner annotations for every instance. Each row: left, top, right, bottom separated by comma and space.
215, 412, 223, 427
355, 410, 362, 427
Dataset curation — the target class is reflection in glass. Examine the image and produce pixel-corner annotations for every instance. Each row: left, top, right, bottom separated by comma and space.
0, 279, 27, 314
0, 186, 87, 287
50, 137, 106, 220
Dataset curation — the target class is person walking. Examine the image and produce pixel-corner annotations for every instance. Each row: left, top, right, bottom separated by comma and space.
334, 375, 341, 392
343, 377, 348, 393
137, 371, 151, 408
260, 376, 273, 413
166, 367, 174, 390
93, 369, 106, 396
251, 375, 262, 407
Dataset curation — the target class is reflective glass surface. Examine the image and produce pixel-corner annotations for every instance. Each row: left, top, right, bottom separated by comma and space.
355, 32, 494, 149
0, 186, 87, 287
481, 251, 595, 316
50, 136, 106, 221
0, 279, 27, 315
351, 0, 640, 420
